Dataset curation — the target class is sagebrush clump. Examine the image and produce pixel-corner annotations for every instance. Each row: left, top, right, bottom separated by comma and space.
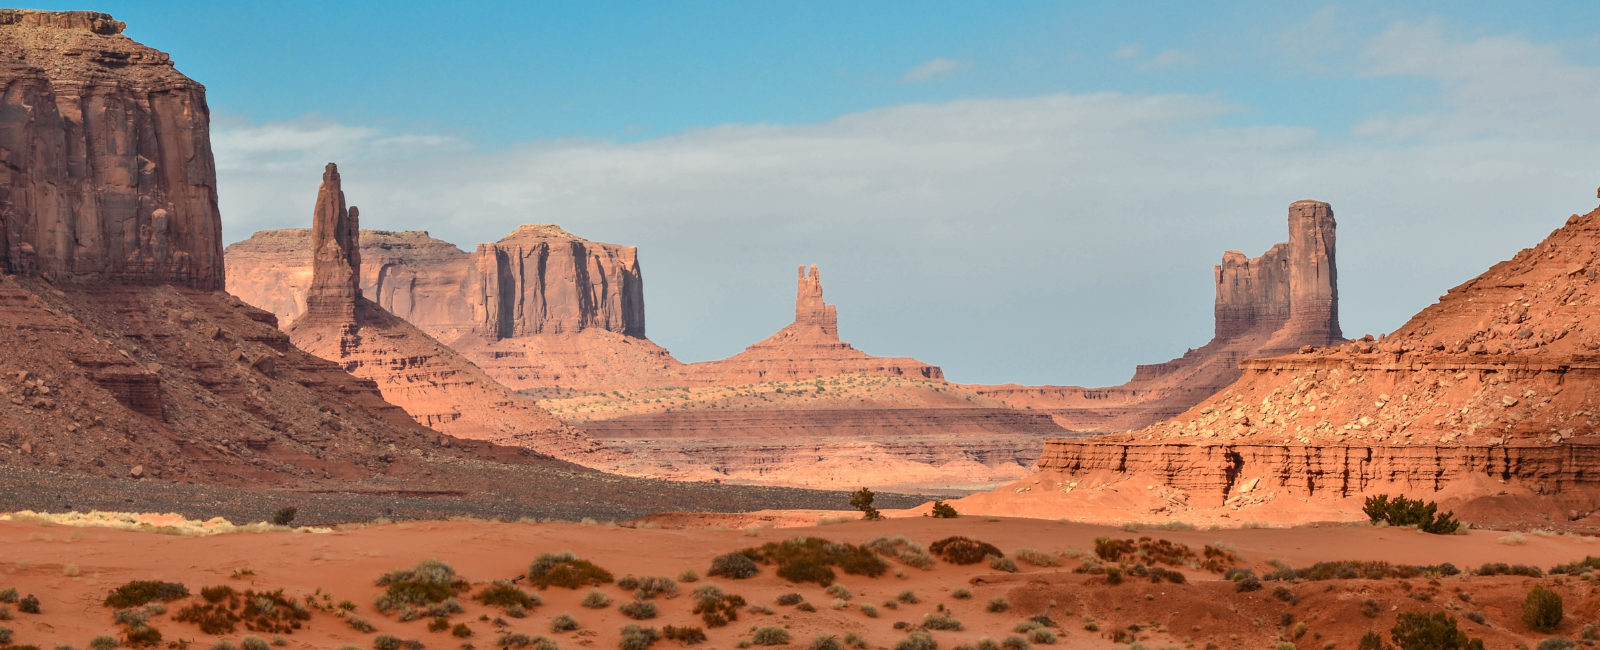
929, 537, 1003, 565
374, 559, 467, 614
864, 537, 935, 569
1522, 584, 1563, 633
753, 626, 791, 646
104, 581, 190, 608
709, 552, 760, 579
1389, 612, 1482, 650
742, 537, 887, 586
529, 551, 614, 589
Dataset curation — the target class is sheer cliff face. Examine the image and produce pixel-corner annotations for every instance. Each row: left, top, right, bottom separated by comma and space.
971, 200, 1343, 432
298, 164, 360, 328
0, 10, 223, 290
469, 225, 646, 339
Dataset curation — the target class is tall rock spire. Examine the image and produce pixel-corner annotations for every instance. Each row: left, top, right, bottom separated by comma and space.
299, 163, 361, 329
795, 264, 838, 338
1282, 199, 1340, 342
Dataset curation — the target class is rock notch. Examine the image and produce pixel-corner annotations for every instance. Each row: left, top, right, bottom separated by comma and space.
969, 200, 1344, 432
0, 10, 223, 289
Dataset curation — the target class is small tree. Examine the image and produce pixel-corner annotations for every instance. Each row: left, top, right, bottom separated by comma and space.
1522, 584, 1563, 633
1363, 495, 1459, 534
930, 501, 958, 519
1390, 612, 1483, 650
271, 507, 298, 526
849, 488, 881, 520
1358, 631, 1388, 650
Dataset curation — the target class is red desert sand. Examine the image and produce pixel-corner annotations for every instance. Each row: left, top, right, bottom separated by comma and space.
0, 512, 1596, 647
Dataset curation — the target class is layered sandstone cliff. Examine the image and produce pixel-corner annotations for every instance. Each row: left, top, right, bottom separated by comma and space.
969, 200, 1343, 432
0, 10, 222, 289
951, 190, 1600, 528
281, 165, 650, 473
228, 226, 680, 390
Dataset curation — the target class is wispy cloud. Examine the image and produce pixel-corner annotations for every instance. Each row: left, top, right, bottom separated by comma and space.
1137, 49, 1199, 70
902, 57, 971, 83
1113, 44, 1143, 59
213, 23, 1600, 386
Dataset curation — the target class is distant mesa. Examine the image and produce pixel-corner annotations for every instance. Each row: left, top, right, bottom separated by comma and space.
281, 163, 651, 474
968, 200, 1343, 432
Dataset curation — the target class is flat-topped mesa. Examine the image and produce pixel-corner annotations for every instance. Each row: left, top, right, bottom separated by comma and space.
0, 10, 223, 289
795, 264, 838, 337
297, 163, 361, 330
281, 167, 646, 472
468, 223, 645, 340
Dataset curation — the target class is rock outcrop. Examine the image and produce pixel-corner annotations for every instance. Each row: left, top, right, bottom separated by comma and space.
955, 190, 1600, 528
282, 165, 648, 473
969, 200, 1343, 432
228, 226, 679, 390
0, 10, 222, 289
678, 265, 943, 385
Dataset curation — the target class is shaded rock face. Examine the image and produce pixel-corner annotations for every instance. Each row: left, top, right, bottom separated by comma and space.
0, 10, 222, 289
970, 200, 1343, 432
281, 165, 652, 474
470, 225, 646, 339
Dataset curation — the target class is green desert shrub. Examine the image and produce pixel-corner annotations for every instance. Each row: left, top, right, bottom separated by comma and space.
1522, 584, 1563, 633
808, 635, 843, 650
1474, 562, 1541, 577
619, 600, 657, 620
663, 625, 707, 645
860, 603, 878, 618
1538, 640, 1577, 650
864, 537, 934, 569
930, 501, 958, 518
1363, 495, 1460, 534
104, 581, 190, 608
474, 581, 538, 610
529, 551, 613, 589
951, 588, 972, 600
619, 625, 660, 650
677, 570, 700, 583
692, 587, 745, 628
581, 589, 610, 609
708, 553, 760, 579
929, 537, 1002, 565
375, 559, 467, 613
17, 595, 39, 614
922, 612, 963, 630
742, 538, 887, 586
776, 593, 803, 606
1390, 612, 1483, 650
752, 626, 791, 646
240, 637, 268, 650
988, 555, 1018, 573
630, 576, 679, 600
896, 590, 918, 604
89, 635, 118, 650
372, 636, 401, 650
850, 487, 882, 520
843, 633, 868, 649
824, 584, 851, 601
987, 596, 1011, 613
1014, 548, 1059, 567
895, 632, 937, 650
551, 613, 578, 632
1358, 631, 1385, 650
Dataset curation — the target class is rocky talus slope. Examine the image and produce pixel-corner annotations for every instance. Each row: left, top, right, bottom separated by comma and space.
283, 164, 655, 475
952, 192, 1600, 530
968, 200, 1344, 432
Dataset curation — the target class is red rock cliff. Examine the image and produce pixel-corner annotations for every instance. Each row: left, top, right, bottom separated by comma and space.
0, 10, 222, 289
467, 224, 646, 339
969, 200, 1343, 432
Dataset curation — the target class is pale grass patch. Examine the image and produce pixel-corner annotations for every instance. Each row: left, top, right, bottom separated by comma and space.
1498, 533, 1527, 545
64, 564, 80, 577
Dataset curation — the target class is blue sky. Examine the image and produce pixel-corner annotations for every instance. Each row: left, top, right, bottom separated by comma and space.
36, 1, 1600, 385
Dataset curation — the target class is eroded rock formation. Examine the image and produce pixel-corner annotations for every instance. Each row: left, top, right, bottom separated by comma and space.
958, 190, 1600, 527
969, 200, 1343, 432
678, 265, 943, 385
282, 165, 651, 473
0, 10, 222, 289
228, 226, 677, 390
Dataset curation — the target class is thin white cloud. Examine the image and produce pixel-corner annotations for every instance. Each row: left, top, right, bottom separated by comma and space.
902, 57, 971, 83
1137, 49, 1200, 70
1113, 44, 1143, 59
214, 23, 1600, 387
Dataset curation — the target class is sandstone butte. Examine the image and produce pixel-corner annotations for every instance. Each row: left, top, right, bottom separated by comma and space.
0, 11, 540, 487
228, 233, 1059, 491
282, 163, 660, 475
966, 200, 1344, 433
947, 189, 1600, 530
